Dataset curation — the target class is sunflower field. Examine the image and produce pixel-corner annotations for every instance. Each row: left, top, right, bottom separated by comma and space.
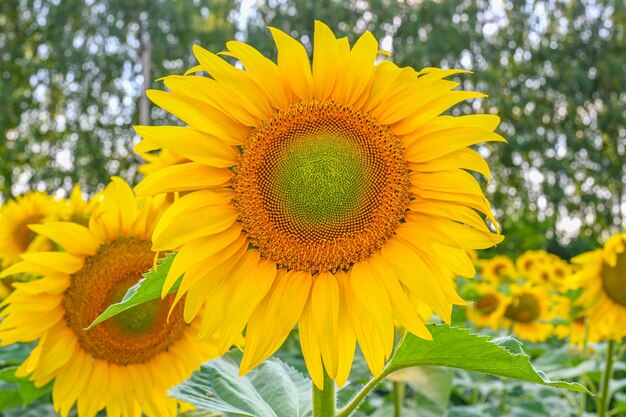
0, 1, 624, 417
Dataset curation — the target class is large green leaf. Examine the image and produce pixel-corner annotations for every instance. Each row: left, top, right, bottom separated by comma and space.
170, 351, 312, 417
86, 252, 178, 329
386, 326, 589, 393
337, 325, 590, 417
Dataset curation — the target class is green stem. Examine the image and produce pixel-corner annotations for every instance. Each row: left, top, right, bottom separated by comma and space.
393, 381, 406, 417
313, 370, 336, 417
578, 317, 590, 417
597, 340, 616, 417
336, 374, 383, 417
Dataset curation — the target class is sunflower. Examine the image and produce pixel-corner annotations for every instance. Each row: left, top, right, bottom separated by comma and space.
516, 250, 550, 277
501, 284, 554, 343
133, 21, 504, 388
0, 191, 69, 268
551, 294, 605, 346
466, 283, 506, 330
479, 255, 516, 283
572, 233, 626, 341
0, 178, 216, 417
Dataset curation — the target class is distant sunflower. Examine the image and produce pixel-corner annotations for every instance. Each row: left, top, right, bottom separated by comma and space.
0, 178, 216, 417
501, 284, 553, 343
572, 233, 626, 341
551, 295, 603, 345
0, 191, 68, 268
480, 255, 516, 283
516, 250, 549, 277
466, 283, 506, 330
134, 21, 504, 388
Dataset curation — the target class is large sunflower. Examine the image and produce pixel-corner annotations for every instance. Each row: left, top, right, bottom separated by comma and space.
0, 178, 216, 417
573, 233, 626, 341
134, 21, 504, 388
0, 191, 69, 268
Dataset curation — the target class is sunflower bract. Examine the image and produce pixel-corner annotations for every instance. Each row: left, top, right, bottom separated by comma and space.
134, 21, 505, 389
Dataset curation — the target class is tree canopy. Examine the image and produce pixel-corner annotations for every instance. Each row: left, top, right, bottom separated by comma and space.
1, 0, 624, 256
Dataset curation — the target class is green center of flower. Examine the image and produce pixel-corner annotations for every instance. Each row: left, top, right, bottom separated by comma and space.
602, 251, 626, 307
504, 293, 541, 323
64, 238, 186, 365
235, 100, 410, 273
274, 134, 365, 226
106, 277, 162, 335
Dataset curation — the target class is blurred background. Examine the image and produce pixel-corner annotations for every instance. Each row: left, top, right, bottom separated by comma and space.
0, 0, 624, 258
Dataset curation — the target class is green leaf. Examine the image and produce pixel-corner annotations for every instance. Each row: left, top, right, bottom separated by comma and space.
170, 351, 312, 417
86, 252, 179, 329
386, 325, 590, 393
0, 343, 33, 366
0, 367, 51, 407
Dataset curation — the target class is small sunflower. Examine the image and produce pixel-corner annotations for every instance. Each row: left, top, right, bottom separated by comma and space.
516, 250, 550, 277
466, 283, 506, 330
479, 255, 516, 283
134, 21, 504, 388
0, 191, 69, 268
551, 294, 603, 345
573, 233, 626, 341
0, 178, 216, 417
501, 284, 554, 343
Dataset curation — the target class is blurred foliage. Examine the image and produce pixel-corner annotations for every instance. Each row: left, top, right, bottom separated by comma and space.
1, 0, 624, 256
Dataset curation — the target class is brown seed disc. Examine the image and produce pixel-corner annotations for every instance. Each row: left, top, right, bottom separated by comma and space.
63, 238, 186, 365
234, 100, 410, 273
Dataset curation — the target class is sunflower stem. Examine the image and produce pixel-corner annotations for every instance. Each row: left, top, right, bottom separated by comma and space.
597, 340, 616, 417
335, 375, 383, 417
578, 317, 590, 417
393, 381, 406, 417
313, 369, 336, 417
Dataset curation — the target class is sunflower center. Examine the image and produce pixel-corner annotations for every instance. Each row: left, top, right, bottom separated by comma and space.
602, 251, 626, 307
475, 294, 498, 315
504, 293, 540, 323
235, 100, 410, 273
63, 238, 186, 365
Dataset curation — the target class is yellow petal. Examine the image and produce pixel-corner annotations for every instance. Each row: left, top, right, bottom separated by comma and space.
146, 89, 249, 145
224, 40, 290, 109
345, 262, 394, 377
133, 126, 238, 168
334, 270, 356, 387
332, 31, 378, 105
20, 252, 84, 274
367, 254, 432, 340
299, 297, 324, 389
392, 91, 488, 136
134, 162, 232, 196
29, 222, 98, 256
152, 194, 238, 251
380, 239, 451, 322
240, 270, 312, 374
269, 27, 313, 101
404, 127, 506, 163
218, 253, 277, 354
410, 148, 492, 182
310, 271, 340, 379
162, 223, 243, 296
312, 20, 341, 101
